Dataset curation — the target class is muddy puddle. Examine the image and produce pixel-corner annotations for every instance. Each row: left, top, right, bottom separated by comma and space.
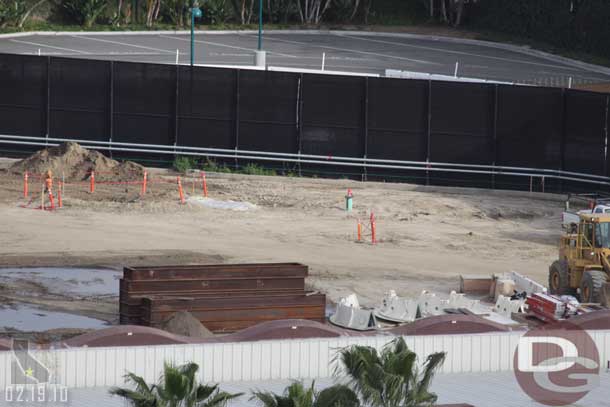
0, 267, 120, 297
0, 267, 120, 333
0, 304, 108, 331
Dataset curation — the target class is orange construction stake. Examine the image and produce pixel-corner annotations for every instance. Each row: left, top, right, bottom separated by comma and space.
141, 171, 148, 195
370, 212, 376, 244
178, 176, 185, 204
357, 219, 362, 242
57, 182, 63, 208
23, 172, 28, 198
202, 172, 208, 197
90, 171, 95, 193
47, 187, 55, 210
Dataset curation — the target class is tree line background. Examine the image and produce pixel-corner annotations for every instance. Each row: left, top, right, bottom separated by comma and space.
1, 1, 609, 59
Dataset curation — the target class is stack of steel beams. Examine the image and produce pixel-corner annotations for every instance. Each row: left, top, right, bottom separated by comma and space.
119, 263, 325, 332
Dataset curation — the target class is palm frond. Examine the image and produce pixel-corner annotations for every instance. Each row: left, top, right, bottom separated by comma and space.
314, 384, 359, 407
108, 387, 158, 407
250, 390, 282, 407
195, 384, 219, 401
201, 390, 244, 407
417, 352, 446, 394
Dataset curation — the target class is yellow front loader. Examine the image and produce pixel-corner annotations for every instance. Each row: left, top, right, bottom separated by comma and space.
549, 213, 610, 306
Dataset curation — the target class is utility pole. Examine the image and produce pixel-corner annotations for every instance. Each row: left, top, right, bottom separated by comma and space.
190, 3, 202, 66
255, 0, 266, 67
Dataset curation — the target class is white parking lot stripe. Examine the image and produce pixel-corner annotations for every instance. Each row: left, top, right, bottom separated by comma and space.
160, 34, 298, 58
338, 34, 583, 72
11, 39, 88, 54
72, 35, 175, 54
248, 34, 440, 66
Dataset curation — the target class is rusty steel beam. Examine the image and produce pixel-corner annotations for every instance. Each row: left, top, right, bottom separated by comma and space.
119, 289, 307, 324
120, 276, 305, 293
123, 263, 308, 281
141, 293, 326, 333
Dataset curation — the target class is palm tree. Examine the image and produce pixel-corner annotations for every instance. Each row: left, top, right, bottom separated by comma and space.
336, 337, 446, 407
109, 362, 242, 407
251, 380, 359, 407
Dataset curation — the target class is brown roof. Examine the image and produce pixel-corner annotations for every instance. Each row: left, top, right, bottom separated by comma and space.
388, 314, 513, 336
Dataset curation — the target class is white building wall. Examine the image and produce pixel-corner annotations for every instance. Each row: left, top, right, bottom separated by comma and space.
0, 330, 607, 389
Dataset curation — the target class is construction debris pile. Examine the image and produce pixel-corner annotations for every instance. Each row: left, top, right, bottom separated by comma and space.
10, 142, 143, 181
329, 270, 608, 331
119, 263, 326, 333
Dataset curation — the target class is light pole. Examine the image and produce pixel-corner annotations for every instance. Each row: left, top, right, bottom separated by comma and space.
258, 0, 263, 51
255, 0, 266, 67
190, 4, 202, 66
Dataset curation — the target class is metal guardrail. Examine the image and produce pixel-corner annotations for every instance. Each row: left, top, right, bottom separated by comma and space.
1, 133, 609, 188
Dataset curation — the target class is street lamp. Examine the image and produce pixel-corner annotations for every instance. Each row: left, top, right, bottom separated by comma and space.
255, 0, 266, 67
258, 0, 263, 51
190, 4, 203, 66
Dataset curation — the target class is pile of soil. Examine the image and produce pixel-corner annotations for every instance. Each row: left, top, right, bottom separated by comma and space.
10, 142, 144, 181
160, 311, 213, 339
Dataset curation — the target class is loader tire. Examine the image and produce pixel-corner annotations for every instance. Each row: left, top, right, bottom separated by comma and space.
580, 270, 608, 303
548, 260, 576, 296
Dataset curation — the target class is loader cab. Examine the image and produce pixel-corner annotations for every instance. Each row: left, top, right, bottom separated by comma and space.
565, 215, 610, 259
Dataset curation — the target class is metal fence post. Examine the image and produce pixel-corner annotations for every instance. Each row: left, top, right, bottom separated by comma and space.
425, 80, 432, 186
560, 88, 568, 193
296, 73, 303, 177
109, 61, 114, 158
174, 64, 180, 146
234, 69, 240, 169
492, 84, 498, 189
363, 77, 369, 182
604, 95, 610, 176
45, 56, 51, 139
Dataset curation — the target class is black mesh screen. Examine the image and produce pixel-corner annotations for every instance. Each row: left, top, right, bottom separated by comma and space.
2, 53, 610, 193
238, 70, 298, 153
496, 85, 563, 169
430, 81, 494, 164
113, 62, 174, 145
564, 90, 607, 175
49, 58, 110, 141
301, 74, 364, 157
367, 78, 427, 161
178, 66, 236, 149
0, 54, 46, 138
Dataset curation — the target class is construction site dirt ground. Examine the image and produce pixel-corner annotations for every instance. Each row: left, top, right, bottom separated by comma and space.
0, 156, 564, 339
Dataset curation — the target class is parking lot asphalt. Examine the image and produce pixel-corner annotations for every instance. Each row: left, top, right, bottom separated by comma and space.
1, 31, 609, 86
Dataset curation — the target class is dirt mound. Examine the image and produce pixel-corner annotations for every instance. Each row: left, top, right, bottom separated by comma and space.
10, 142, 143, 181
160, 311, 213, 339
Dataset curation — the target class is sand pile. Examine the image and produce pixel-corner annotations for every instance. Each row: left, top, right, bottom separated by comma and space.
10, 142, 144, 181
160, 311, 213, 339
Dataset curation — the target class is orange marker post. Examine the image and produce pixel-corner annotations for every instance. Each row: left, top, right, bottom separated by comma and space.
202, 172, 208, 198
48, 189, 55, 210
357, 219, 362, 242
23, 172, 29, 198
141, 171, 148, 195
57, 182, 63, 208
370, 212, 376, 244
90, 171, 95, 193
178, 176, 185, 204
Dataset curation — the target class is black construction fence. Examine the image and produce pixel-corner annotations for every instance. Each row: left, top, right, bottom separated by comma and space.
1, 53, 609, 193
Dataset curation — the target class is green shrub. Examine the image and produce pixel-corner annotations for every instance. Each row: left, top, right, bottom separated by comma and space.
173, 156, 198, 173
242, 163, 276, 176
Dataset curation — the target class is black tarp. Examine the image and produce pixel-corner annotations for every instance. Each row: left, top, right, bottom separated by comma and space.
0, 54, 46, 138
50, 57, 109, 141
0, 54, 609, 192
178, 66, 236, 149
